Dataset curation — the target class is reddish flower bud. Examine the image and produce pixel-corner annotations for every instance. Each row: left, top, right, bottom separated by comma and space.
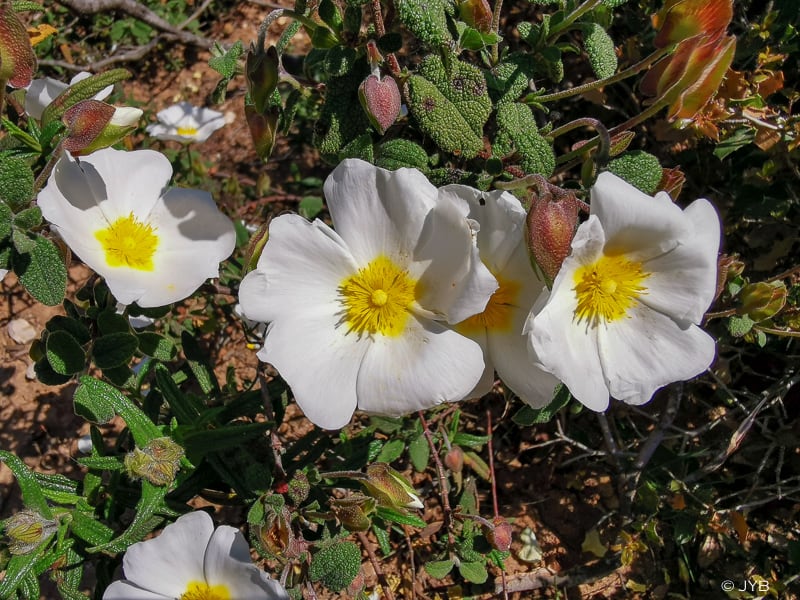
63, 100, 141, 156
657, 166, 686, 199
652, 0, 733, 48
0, 2, 36, 88
359, 74, 401, 135
526, 182, 581, 287
246, 43, 279, 115
641, 33, 736, 121
458, 0, 492, 33
444, 446, 464, 473
486, 517, 513, 552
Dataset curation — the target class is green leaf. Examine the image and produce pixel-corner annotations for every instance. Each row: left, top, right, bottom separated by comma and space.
46, 315, 90, 345
495, 103, 556, 175
45, 330, 86, 375
15, 234, 67, 306
97, 310, 131, 334
0, 545, 50, 598
375, 505, 426, 528
0, 202, 12, 240
12, 227, 37, 253
298, 196, 324, 219
372, 523, 391, 555
92, 332, 138, 369
33, 359, 72, 385
583, 23, 617, 80
35, 472, 81, 504
376, 438, 406, 463
450, 432, 490, 449
408, 433, 430, 472
728, 314, 755, 338
208, 40, 244, 79
77, 455, 124, 470
376, 139, 429, 171
0, 451, 52, 517
181, 331, 219, 395
714, 128, 755, 159
73, 376, 161, 445
88, 482, 168, 553
137, 332, 177, 361
0, 155, 35, 211
13, 206, 42, 230
309, 541, 361, 592
458, 560, 488, 584
70, 509, 115, 546
486, 52, 538, 105
607, 151, 662, 194
512, 384, 571, 425
424, 559, 454, 579
315, 67, 371, 158
406, 59, 488, 159
396, 0, 449, 46
181, 421, 273, 462
155, 363, 201, 424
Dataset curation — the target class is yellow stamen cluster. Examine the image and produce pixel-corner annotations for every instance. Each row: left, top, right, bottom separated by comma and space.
94, 213, 158, 271
457, 273, 520, 334
573, 254, 649, 326
180, 581, 231, 600
339, 255, 417, 337
177, 126, 199, 137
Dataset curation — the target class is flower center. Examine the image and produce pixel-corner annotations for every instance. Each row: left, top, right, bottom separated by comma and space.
573, 254, 649, 325
456, 273, 520, 334
94, 213, 159, 271
177, 126, 199, 137
339, 255, 417, 337
180, 581, 231, 600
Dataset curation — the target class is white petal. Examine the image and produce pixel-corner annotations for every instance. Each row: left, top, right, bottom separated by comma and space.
355, 318, 485, 416
260, 311, 369, 429
324, 159, 437, 265
592, 172, 689, 261
156, 102, 192, 126
203, 526, 289, 599
25, 77, 67, 120
38, 151, 111, 229
193, 118, 226, 142
413, 193, 497, 322
102, 581, 170, 600
77, 148, 173, 221
239, 214, 357, 324
459, 330, 495, 400
526, 284, 610, 412
121, 512, 213, 597
598, 305, 716, 405
489, 304, 559, 409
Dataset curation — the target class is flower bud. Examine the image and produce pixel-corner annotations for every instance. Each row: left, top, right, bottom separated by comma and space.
458, 0, 492, 33
485, 516, 513, 552
3, 509, 57, 554
652, 0, 733, 48
287, 471, 310, 505
658, 166, 686, 199
526, 183, 580, 287
243, 221, 269, 275
363, 463, 423, 510
358, 74, 401, 135
245, 104, 280, 161
246, 43, 279, 115
739, 281, 787, 323
330, 495, 376, 532
444, 446, 464, 474
0, 2, 36, 88
63, 100, 142, 156
124, 436, 184, 487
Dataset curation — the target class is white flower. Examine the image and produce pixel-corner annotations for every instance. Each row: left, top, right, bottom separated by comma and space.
146, 102, 225, 143
239, 159, 497, 429
449, 187, 559, 408
103, 511, 289, 600
25, 72, 113, 120
38, 148, 236, 308
525, 172, 720, 411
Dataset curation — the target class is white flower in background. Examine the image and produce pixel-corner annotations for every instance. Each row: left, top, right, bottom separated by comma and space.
450, 187, 559, 408
103, 511, 289, 600
38, 148, 236, 308
146, 101, 225, 143
525, 172, 720, 411
25, 71, 113, 120
239, 159, 497, 429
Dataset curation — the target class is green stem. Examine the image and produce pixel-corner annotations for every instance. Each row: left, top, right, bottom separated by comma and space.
527, 46, 671, 105
549, 117, 611, 166
753, 325, 800, 339
547, 0, 603, 39
33, 141, 64, 194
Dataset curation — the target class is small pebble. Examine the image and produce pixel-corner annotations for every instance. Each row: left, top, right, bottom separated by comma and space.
77, 435, 93, 454
7, 319, 37, 344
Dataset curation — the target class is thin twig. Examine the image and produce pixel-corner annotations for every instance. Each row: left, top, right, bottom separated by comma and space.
358, 531, 397, 600
418, 411, 455, 548
486, 409, 508, 600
